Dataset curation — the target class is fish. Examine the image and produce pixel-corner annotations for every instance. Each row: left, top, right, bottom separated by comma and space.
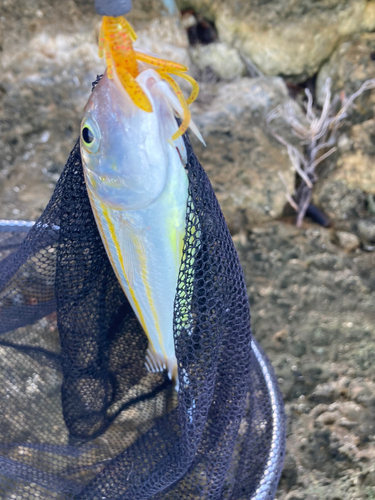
80, 18, 204, 387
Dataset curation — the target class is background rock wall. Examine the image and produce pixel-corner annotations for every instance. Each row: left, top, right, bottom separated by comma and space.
0, 1, 375, 499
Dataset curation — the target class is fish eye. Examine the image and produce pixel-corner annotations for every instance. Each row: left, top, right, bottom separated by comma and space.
80, 119, 100, 154
82, 126, 94, 144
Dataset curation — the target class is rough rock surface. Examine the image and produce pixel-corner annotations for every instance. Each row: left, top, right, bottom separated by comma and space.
190, 77, 302, 233
234, 223, 375, 500
176, 0, 367, 81
316, 32, 375, 115
133, 16, 191, 69
0, 0, 102, 220
361, 0, 375, 31
189, 41, 246, 80
357, 218, 375, 243
333, 230, 361, 252
313, 119, 375, 229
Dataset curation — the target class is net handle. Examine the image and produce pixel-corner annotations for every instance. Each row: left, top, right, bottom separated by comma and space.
0, 220, 35, 232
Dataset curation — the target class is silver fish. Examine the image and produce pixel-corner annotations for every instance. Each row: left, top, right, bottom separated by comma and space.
80, 68, 203, 386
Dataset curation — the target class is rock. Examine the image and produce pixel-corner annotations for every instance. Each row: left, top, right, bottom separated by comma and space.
231, 231, 247, 247
337, 401, 362, 421
314, 182, 367, 223
279, 452, 298, 489
0, 27, 104, 220
357, 218, 375, 242
190, 77, 303, 233
284, 494, 304, 500
316, 33, 375, 118
189, 42, 246, 80
337, 416, 358, 428
334, 231, 360, 251
306, 253, 341, 271
359, 467, 375, 487
127, 0, 179, 21
314, 119, 375, 222
335, 150, 375, 195
315, 410, 341, 427
176, 0, 367, 81
273, 328, 289, 343
361, 0, 375, 31
133, 17, 191, 69
309, 383, 336, 404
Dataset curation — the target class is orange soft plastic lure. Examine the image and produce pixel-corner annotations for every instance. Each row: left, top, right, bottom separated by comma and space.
98, 16, 199, 141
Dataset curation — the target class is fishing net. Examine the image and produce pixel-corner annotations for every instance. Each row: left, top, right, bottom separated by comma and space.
0, 129, 286, 499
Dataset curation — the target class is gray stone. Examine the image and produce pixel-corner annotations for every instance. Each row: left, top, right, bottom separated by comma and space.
357, 218, 375, 242
190, 77, 302, 233
189, 42, 246, 80
334, 231, 360, 251
361, 1, 375, 31
133, 17, 191, 69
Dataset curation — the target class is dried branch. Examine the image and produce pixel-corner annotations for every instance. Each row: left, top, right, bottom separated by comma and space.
268, 78, 375, 227
286, 144, 313, 189
304, 88, 315, 122
309, 146, 337, 171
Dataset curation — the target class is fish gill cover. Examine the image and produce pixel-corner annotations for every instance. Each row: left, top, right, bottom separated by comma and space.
0, 15, 286, 500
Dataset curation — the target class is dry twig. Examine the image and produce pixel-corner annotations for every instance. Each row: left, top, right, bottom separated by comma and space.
267, 78, 375, 227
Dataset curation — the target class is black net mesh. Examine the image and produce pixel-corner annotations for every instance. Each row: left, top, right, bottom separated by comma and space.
0, 132, 286, 499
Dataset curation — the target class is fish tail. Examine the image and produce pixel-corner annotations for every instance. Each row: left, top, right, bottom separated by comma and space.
145, 347, 178, 386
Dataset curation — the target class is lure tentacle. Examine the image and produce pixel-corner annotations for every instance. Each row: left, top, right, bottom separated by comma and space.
157, 71, 191, 141
118, 16, 137, 41
116, 67, 153, 112
134, 51, 188, 73
172, 71, 200, 105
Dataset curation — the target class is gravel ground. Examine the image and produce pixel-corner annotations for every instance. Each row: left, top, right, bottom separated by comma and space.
234, 223, 375, 500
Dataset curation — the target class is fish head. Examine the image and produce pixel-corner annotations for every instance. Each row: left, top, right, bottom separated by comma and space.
80, 69, 186, 210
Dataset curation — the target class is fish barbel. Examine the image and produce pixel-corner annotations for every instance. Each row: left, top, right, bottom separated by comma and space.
80, 67, 203, 386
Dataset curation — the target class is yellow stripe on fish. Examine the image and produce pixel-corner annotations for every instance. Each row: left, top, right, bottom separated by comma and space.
99, 202, 150, 338
136, 242, 168, 361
